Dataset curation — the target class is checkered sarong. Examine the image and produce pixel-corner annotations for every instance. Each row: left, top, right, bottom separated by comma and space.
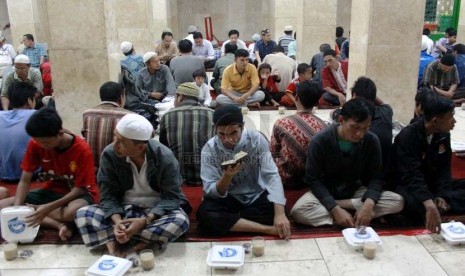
75, 205, 189, 249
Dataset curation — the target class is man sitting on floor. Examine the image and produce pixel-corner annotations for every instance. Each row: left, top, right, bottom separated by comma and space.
159, 82, 214, 185
387, 97, 465, 233
291, 98, 403, 227
1, 54, 43, 110
0, 108, 99, 241
216, 49, 265, 108
197, 105, 291, 239
0, 82, 36, 181
322, 49, 348, 106
270, 81, 326, 188
422, 54, 459, 99
76, 114, 190, 257
82, 81, 133, 170
332, 77, 393, 167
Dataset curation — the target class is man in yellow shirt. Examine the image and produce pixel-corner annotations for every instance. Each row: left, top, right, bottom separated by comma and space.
216, 49, 264, 107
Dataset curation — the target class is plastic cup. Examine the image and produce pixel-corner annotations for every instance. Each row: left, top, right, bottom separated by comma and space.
252, 236, 265, 257
241, 107, 249, 114
461, 102, 465, 110
363, 241, 377, 259
140, 249, 155, 270
278, 106, 286, 114
3, 243, 18, 261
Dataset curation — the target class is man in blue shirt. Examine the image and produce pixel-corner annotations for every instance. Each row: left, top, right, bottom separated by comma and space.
453, 44, 465, 87
0, 82, 36, 180
120, 41, 145, 77
22, 34, 46, 68
197, 105, 291, 238
254, 29, 277, 65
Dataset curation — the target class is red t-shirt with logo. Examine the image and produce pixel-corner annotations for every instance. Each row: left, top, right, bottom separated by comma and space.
21, 135, 99, 203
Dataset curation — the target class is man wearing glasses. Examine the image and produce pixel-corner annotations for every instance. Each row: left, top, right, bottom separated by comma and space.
1, 54, 42, 110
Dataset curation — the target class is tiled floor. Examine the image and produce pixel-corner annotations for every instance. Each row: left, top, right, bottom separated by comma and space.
2, 234, 465, 275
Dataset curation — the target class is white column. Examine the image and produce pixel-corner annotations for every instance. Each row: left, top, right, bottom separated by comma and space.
348, 0, 426, 124
296, 0, 337, 63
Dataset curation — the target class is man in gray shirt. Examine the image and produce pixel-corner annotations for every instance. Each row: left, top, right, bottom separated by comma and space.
196, 105, 291, 238
211, 43, 237, 94
169, 39, 205, 85
135, 51, 176, 103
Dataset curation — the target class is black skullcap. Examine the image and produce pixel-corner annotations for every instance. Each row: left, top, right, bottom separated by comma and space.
213, 105, 243, 126
441, 54, 455, 66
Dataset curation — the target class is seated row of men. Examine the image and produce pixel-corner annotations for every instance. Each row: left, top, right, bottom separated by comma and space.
0, 76, 463, 257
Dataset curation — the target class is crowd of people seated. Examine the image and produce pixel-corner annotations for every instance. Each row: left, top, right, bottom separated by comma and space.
0, 24, 464, 259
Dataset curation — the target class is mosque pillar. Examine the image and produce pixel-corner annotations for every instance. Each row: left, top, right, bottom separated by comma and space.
348, 0, 426, 124
457, 0, 465, 42
6, 0, 50, 48
295, 0, 337, 63
44, 0, 118, 133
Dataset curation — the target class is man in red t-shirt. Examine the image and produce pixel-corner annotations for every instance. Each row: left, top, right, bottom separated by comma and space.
0, 108, 99, 241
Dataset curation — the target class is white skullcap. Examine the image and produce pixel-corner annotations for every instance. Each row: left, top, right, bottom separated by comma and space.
120, 41, 133, 54
14, 54, 30, 64
187, 25, 198, 33
284, 25, 293, 31
116, 113, 153, 141
252, 33, 260, 42
143, 51, 157, 63
421, 36, 429, 51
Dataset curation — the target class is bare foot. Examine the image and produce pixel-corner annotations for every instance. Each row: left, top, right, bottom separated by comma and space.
107, 241, 127, 258
58, 223, 73, 241
132, 241, 152, 253
248, 102, 261, 108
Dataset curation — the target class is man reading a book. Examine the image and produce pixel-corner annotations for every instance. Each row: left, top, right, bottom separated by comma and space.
196, 105, 291, 239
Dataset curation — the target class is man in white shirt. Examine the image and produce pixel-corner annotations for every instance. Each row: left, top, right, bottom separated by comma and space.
220, 29, 247, 56
262, 45, 297, 92
0, 34, 16, 88
192, 32, 216, 69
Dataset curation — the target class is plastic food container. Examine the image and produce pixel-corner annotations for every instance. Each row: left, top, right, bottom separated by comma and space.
207, 245, 245, 270
441, 222, 465, 245
342, 227, 382, 251
86, 254, 132, 276
1, 206, 39, 243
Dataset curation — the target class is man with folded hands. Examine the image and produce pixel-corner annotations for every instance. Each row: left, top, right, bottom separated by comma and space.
75, 114, 190, 257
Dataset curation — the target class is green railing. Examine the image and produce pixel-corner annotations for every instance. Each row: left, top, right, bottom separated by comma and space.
425, 0, 461, 41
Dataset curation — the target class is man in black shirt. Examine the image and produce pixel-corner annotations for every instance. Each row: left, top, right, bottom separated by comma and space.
388, 97, 465, 233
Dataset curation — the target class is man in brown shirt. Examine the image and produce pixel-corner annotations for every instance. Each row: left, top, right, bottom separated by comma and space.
154, 31, 179, 66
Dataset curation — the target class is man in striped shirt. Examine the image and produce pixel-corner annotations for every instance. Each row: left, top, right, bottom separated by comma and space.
159, 82, 214, 185
82, 81, 133, 170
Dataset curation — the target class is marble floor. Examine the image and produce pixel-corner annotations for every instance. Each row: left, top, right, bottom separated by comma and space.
2, 234, 465, 275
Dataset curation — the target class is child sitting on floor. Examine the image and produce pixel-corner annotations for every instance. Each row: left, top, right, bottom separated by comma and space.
258, 63, 285, 107
192, 69, 214, 108
0, 108, 99, 241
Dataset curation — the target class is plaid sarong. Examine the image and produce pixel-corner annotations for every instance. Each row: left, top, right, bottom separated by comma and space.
75, 205, 189, 249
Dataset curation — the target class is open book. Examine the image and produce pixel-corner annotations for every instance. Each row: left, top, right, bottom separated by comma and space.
221, 151, 248, 169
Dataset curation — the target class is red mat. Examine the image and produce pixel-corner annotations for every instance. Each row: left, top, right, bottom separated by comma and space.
1, 156, 464, 244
